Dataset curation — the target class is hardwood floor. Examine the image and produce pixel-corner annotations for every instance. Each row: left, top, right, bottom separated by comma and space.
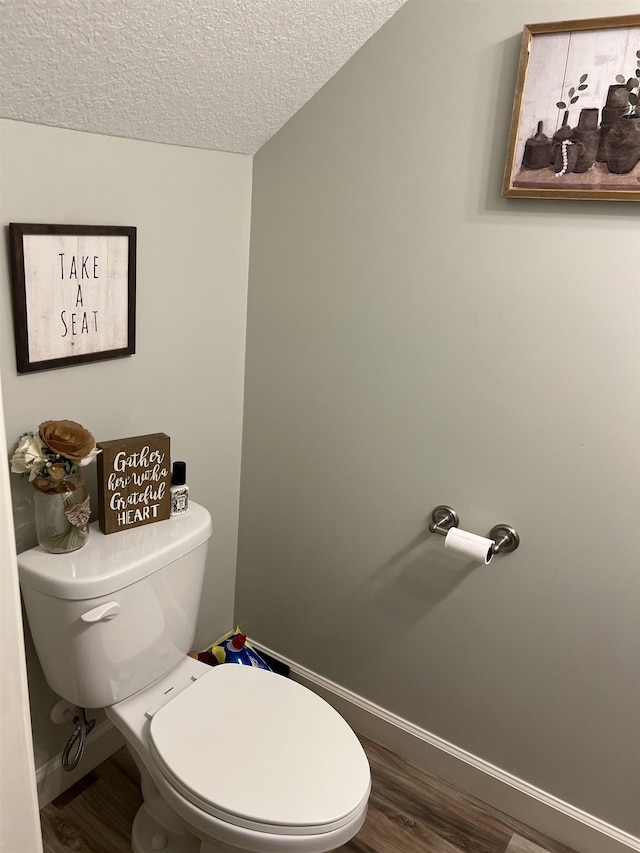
41, 735, 579, 853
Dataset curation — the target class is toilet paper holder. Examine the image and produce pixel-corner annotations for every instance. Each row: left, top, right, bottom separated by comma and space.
428, 505, 520, 555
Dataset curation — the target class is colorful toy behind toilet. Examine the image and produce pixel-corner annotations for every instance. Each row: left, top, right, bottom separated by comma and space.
190, 627, 272, 670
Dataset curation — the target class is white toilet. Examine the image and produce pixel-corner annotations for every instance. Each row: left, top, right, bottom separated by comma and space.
17, 502, 371, 853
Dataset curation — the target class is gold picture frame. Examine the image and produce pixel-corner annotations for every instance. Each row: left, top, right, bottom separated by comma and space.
502, 14, 640, 201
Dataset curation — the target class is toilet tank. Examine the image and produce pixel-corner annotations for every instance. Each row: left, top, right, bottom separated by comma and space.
17, 503, 212, 709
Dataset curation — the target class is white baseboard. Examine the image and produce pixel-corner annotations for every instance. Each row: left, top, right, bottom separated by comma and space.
36, 719, 125, 808
254, 641, 640, 853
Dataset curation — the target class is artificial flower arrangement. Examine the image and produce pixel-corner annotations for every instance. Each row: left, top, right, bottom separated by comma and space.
11, 419, 100, 489
10, 420, 100, 552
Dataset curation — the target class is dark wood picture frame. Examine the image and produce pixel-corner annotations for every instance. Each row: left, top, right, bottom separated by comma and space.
9, 223, 137, 373
502, 14, 640, 201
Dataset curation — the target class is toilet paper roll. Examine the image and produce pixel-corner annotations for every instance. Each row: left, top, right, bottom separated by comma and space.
444, 527, 494, 564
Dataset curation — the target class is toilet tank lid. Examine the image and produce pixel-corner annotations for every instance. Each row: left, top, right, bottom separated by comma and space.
17, 502, 212, 600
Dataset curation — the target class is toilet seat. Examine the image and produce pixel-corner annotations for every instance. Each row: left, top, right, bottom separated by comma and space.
148, 664, 371, 836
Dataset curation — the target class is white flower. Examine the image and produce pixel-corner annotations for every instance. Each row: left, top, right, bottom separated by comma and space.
10, 432, 48, 480
76, 446, 101, 467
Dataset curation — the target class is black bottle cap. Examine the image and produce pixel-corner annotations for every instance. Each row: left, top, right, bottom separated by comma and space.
172, 461, 186, 486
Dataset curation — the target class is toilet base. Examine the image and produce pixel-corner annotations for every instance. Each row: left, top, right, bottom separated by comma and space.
132, 803, 200, 853
132, 801, 265, 853
125, 741, 291, 853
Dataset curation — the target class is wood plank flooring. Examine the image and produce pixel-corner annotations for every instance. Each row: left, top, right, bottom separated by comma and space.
41, 735, 580, 853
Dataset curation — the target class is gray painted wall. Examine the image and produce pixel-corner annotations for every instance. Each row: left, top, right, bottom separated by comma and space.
238, 0, 640, 836
1, 120, 251, 769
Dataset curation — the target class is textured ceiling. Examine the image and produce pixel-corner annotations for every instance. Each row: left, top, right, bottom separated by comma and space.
1, 0, 406, 155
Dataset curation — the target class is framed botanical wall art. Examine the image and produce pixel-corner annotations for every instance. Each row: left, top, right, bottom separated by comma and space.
502, 14, 640, 201
9, 223, 137, 373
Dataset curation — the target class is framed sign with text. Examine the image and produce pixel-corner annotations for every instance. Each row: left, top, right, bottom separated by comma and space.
97, 433, 171, 534
9, 223, 136, 373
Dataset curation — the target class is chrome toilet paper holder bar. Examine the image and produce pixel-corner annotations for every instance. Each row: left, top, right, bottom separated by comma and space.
428, 505, 520, 555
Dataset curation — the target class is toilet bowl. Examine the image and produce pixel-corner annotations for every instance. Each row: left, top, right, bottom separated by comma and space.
17, 503, 371, 853
108, 656, 371, 853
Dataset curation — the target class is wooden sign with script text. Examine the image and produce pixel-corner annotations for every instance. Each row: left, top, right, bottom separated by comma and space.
97, 433, 171, 534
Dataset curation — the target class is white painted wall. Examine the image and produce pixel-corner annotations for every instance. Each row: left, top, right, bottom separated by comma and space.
0, 367, 42, 853
238, 0, 640, 841
0, 119, 252, 775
